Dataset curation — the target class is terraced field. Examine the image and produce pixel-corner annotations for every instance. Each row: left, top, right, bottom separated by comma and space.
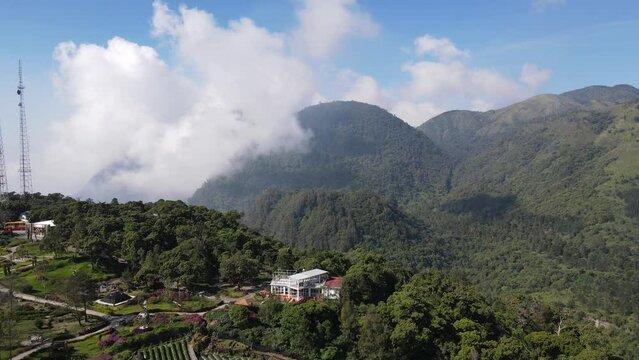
198, 355, 254, 360
139, 338, 190, 360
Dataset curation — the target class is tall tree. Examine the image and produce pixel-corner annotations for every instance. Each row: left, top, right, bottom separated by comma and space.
219, 252, 259, 289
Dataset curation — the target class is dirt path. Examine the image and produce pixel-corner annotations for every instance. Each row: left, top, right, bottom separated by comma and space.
2, 245, 19, 260
10, 325, 113, 360
0, 285, 110, 319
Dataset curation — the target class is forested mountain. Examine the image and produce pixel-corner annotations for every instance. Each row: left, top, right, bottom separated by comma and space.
5, 193, 628, 359
241, 188, 449, 267
419, 84, 639, 160
190, 101, 451, 211
189, 85, 639, 354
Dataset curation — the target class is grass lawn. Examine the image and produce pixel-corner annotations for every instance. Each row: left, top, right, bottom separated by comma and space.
217, 287, 246, 298
0, 256, 117, 295
17, 242, 55, 257
91, 297, 222, 316
0, 301, 105, 359
63, 315, 192, 358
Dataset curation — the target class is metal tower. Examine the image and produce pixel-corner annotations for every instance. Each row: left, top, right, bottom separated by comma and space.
17, 60, 33, 194
0, 119, 8, 196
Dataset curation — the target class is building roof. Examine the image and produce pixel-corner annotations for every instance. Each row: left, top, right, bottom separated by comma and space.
324, 277, 343, 288
99, 291, 132, 305
235, 298, 252, 306
289, 269, 328, 280
32, 220, 55, 227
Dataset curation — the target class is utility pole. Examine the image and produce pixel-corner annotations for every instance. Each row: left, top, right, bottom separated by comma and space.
17, 60, 33, 194
0, 118, 7, 197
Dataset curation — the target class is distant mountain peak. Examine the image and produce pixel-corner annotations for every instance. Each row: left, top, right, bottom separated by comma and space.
559, 84, 639, 105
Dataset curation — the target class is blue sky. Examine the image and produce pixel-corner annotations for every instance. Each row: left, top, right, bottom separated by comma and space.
0, 0, 637, 199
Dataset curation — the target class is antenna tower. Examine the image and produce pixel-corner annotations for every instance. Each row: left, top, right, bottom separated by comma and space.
17, 60, 33, 194
0, 119, 8, 196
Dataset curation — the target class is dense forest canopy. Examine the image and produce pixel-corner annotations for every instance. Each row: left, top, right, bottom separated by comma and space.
188, 85, 639, 356
1, 193, 635, 359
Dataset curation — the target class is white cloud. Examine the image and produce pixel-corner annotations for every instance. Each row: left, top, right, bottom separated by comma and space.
337, 70, 390, 106
394, 37, 551, 125
40, 2, 316, 200
521, 62, 551, 88
293, 0, 379, 59
414, 34, 470, 62
34, 3, 553, 200
391, 101, 445, 125
391, 60, 527, 125
532, 0, 566, 13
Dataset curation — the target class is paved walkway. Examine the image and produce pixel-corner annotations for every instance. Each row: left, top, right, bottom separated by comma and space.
0, 285, 110, 319
10, 325, 113, 360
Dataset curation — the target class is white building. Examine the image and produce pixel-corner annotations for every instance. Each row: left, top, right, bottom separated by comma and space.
270, 269, 342, 302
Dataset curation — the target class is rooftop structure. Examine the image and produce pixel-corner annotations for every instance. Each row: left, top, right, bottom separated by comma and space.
270, 269, 342, 302
95, 291, 134, 307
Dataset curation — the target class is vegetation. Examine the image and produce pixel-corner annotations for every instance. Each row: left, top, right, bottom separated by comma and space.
201, 253, 622, 360
190, 101, 451, 211
139, 338, 190, 360
187, 85, 639, 357
0, 300, 104, 359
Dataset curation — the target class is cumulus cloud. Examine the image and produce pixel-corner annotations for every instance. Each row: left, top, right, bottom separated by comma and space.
41, 2, 316, 200
37, 3, 553, 200
336, 70, 390, 106
337, 34, 551, 125
293, 0, 379, 59
414, 34, 470, 62
532, 0, 566, 13
521, 62, 551, 88
391, 34, 550, 125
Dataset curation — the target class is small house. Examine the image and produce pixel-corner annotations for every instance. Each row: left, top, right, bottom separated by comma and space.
95, 291, 133, 306
321, 277, 343, 300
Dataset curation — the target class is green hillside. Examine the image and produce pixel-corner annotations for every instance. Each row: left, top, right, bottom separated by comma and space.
189, 86, 639, 350
419, 84, 639, 160
241, 189, 448, 267
190, 101, 451, 211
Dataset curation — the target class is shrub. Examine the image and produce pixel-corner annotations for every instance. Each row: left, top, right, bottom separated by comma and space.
152, 315, 170, 325
109, 323, 191, 353
90, 354, 113, 360
18, 283, 34, 293
50, 307, 70, 317
99, 331, 128, 348
133, 326, 153, 334
35, 319, 44, 329
182, 314, 205, 325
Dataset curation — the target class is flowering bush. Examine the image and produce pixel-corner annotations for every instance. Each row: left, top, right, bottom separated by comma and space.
90, 354, 113, 360
152, 315, 170, 325
133, 326, 153, 334
167, 289, 191, 302
98, 331, 128, 348
182, 314, 205, 325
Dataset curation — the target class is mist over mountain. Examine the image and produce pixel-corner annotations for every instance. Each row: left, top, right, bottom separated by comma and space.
190, 101, 451, 211
190, 84, 639, 322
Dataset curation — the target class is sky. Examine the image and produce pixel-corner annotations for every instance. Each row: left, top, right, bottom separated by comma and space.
0, 0, 637, 201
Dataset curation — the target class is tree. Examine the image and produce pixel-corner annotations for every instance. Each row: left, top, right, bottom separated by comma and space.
34, 260, 50, 293
159, 238, 217, 289
42, 227, 66, 258
341, 252, 401, 305
357, 306, 392, 360
339, 300, 358, 343
219, 252, 259, 289
60, 270, 96, 325
278, 301, 339, 360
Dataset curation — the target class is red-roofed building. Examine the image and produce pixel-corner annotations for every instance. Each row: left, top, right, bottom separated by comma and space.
321, 276, 343, 300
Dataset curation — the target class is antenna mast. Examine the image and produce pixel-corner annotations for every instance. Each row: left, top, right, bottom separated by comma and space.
17, 60, 33, 194
0, 119, 8, 196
